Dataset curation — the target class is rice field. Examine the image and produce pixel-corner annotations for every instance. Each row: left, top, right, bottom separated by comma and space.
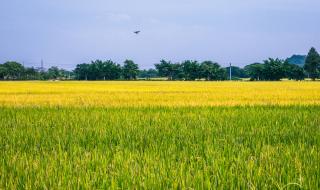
0, 81, 320, 189
0, 81, 320, 107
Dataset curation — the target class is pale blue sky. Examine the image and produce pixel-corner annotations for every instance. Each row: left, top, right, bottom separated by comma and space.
1, 0, 319, 69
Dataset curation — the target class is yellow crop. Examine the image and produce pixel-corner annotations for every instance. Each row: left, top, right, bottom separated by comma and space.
0, 81, 319, 107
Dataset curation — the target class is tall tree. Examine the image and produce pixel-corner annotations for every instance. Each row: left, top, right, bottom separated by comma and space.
24, 67, 38, 80
244, 63, 265, 81
155, 60, 174, 80
155, 60, 184, 80
103, 60, 122, 80
74, 63, 90, 80
2, 61, 24, 80
304, 47, 320, 80
262, 58, 285, 81
122, 60, 139, 80
200, 61, 226, 81
47, 66, 61, 80
0, 65, 7, 80
91, 60, 105, 80
283, 61, 305, 80
181, 60, 200, 80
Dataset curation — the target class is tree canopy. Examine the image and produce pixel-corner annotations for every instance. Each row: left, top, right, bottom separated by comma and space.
0, 47, 319, 81
122, 60, 139, 80
304, 47, 320, 80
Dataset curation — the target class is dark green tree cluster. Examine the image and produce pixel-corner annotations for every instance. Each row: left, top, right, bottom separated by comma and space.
0, 62, 24, 80
74, 59, 139, 80
155, 60, 227, 80
225, 66, 249, 80
243, 47, 320, 81
304, 47, 320, 80
138, 69, 158, 79
1, 47, 319, 81
244, 58, 305, 81
0, 61, 71, 80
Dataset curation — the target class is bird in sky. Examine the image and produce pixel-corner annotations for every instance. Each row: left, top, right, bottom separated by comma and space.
134, 31, 141, 34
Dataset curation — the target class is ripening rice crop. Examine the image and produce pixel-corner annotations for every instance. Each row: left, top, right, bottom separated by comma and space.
0, 81, 319, 189
0, 81, 319, 107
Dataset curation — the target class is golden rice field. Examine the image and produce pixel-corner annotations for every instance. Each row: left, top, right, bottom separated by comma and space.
0, 81, 320, 189
0, 81, 319, 107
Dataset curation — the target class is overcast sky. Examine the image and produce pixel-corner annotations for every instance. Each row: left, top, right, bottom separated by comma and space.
1, 0, 319, 69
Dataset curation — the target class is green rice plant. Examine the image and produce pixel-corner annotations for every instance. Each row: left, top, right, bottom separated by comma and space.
0, 106, 319, 189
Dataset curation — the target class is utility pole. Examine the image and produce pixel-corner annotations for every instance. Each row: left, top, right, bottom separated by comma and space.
229, 63, 232, 81
41, 59, 44, 72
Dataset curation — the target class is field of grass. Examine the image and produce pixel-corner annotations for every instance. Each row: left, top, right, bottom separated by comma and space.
0, 81, 320, 189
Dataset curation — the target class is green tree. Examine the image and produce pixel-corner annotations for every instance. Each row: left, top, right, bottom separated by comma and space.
24, 67, 38, 80
181, 60, 200, 80
155, 60, 174, 80
200, 61, 226, 80
283, 61, 305, 81
74, 63, 90, 80
122, 60, 139, 80
74, 60, 122, 80
244, 63, 265, 81
2, 61, 25, 80
262, 58, 285, 81
138, 69, 158, 79
102, 60, 122, 80
47, 66, 61, 80
304, 47, 320, 80
90, 60, 104, 80
155, 60, 184, 80
0, 65, 7, 80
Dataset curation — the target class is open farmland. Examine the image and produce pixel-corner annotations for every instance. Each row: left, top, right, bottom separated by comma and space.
0, 81, 320, 189
0, 81, 320, 107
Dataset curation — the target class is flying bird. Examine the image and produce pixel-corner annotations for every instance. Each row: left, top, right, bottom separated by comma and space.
134, 31, 141, 34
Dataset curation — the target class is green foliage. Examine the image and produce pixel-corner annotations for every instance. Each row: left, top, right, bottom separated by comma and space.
138, 69, 159, 79
122, 60, 139, 80
244, 63, 265, 81
245, 59, 305, 81
0, 106, 319, 189
263, 58, 285, 81
181, 60, 200, 80
1, 47, 319, 81
0, 65, 7, 79
74, 60, 122, 80
155, 60, 184, 80
74, 63, 90, 80
1, 61, 24, 80
0, 61, 72, 80
155, 60, 226, 81
24, 67, 39, 80
47, 66, 60, 80
200, 61, 226, 80
225, 66, 248, 79
283, 62, 305, 80
304, 47, 320, 80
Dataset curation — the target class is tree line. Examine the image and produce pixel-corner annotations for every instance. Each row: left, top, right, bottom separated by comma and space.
1, 47, 319, 81
74, 60, 139, 80
0, 62, 72, 80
